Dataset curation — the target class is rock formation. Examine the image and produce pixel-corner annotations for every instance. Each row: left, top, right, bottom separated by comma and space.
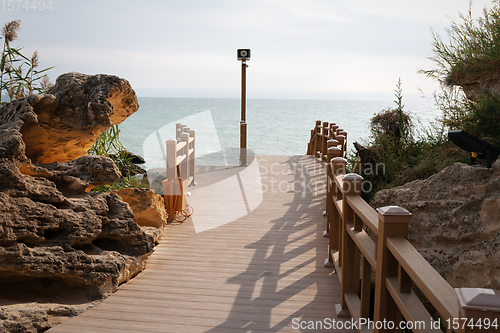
0, 73, 163, 331
370, 160, 500, 290
21, 73, 139, 164
114, 188, 168, 229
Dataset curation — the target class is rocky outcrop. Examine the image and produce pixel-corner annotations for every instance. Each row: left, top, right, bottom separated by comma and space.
114, 188, 168, 229
370, 160, 500, 289
0, 73, 156, 298
20, 73, 139, 164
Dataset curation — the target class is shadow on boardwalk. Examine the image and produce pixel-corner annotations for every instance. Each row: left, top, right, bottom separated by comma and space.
48, 155, 352, 333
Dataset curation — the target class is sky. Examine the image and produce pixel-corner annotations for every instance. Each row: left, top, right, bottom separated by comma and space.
1, 0, 495, 100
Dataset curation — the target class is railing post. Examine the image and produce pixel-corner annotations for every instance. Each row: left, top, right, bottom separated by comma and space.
322, 121, 329, 161
324, 143, 341, 237
166, 139, 177, 179
177, 124, 187, 142
338, 130, 348, 155
456, 288, 500, 333
329, 123, 337, 139
326, 156, 347, 268
179, 132, 189, 181
331, 123, 339, 135
373, 206, 412, 333
338, 173, 363, 315
163, 139, 179, 220
335, 134, 346, 157
315, 120, 322, 157
187, 129, 196, 185
176, 123, 182, 141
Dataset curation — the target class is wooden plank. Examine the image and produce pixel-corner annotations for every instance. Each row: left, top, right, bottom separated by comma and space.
386, 277, 442, 333
345, 223, 376, 268
387, 237, 459, 322
334, 198, 343, 216
47, 156, 352, 333
176, 141, 187, 152
332, 250, 342, 285
344, 292, 372, 333
346, 195, 379, 234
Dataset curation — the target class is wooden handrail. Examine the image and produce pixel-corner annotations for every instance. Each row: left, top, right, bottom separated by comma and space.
307, 120, 347, 161
168, 123, 196, 186
387, 237, 459, 322
311, 120, 495, 333
346, 195, 379, 234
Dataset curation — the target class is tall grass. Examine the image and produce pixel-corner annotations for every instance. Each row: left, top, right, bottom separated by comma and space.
421, 1, 500, 87
88, 125, 149, 192
0, 20, 53, 104
421, 1, 500, 148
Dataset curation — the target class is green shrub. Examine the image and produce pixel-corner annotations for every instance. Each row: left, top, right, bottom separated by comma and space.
353, 80, 469, 201
421, 1, 500, 147
88, 125, 148, 192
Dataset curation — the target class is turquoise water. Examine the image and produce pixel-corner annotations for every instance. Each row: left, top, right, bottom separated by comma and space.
118, 97, 440, 168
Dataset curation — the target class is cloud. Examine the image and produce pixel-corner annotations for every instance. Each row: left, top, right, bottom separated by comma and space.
338, 0, 493, 22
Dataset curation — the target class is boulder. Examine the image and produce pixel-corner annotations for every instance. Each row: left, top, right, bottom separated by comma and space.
0, 73, 156, 297
370, 159, 500, 289
114, 188, 168, 229
19, 72, 139, 164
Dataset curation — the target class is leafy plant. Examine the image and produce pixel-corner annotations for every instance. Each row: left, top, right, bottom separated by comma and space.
421, 1, 500, 147
354, 80, 469, 201
421, 1, 500, 87
91, 174, 150, 193
0, 20, 53, 104
88, 124, 125, 157
88, 124, 148, 192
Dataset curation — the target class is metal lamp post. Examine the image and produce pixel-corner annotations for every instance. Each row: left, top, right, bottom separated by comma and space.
237, 49, 250, 166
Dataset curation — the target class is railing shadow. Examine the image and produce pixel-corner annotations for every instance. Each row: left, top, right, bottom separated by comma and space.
204, 155, 342, 332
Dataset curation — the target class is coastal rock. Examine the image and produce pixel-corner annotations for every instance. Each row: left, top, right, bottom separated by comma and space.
114, 188, 168, 229
370, 159, 500, 289
0, 73, 155, 297
19, 72, 139, 164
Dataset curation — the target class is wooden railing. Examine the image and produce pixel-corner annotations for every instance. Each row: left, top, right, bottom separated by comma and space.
162, 124, 196, 220
308, 120, 498, 333
166, 123, 196, 185
307, 120, 347, 160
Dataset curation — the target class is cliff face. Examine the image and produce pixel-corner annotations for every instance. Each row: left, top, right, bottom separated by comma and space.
0, 73, 162, 331
370, 160, 500, 289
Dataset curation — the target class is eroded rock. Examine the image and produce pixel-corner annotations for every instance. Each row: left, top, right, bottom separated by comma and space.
370, 159, 500, 289
0, 73, 154, 295
114, 188, 168, 229
19, 73, 138, 164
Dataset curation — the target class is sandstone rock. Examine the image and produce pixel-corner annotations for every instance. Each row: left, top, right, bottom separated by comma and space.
0, 73, 167, 332
19, 72, 139, 164
20, 155, 121, 195
0, 73, 155, 296
370, 159, 500, 289
114, 188, 168, 229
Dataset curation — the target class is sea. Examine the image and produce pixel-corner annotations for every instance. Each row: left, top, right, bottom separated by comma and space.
115, 98, 441, 169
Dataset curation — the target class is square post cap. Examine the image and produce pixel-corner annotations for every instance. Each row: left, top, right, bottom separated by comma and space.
327, 146, 342, 159
331, 157, 347, 174
456, 288, 500, 313
341, 173, 363, 194
327, 139, 339, 147
331, 157, 347, 164
376, 206, 412, 223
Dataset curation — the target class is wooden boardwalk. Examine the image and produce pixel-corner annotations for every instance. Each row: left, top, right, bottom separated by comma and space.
48, 155, 352, 333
